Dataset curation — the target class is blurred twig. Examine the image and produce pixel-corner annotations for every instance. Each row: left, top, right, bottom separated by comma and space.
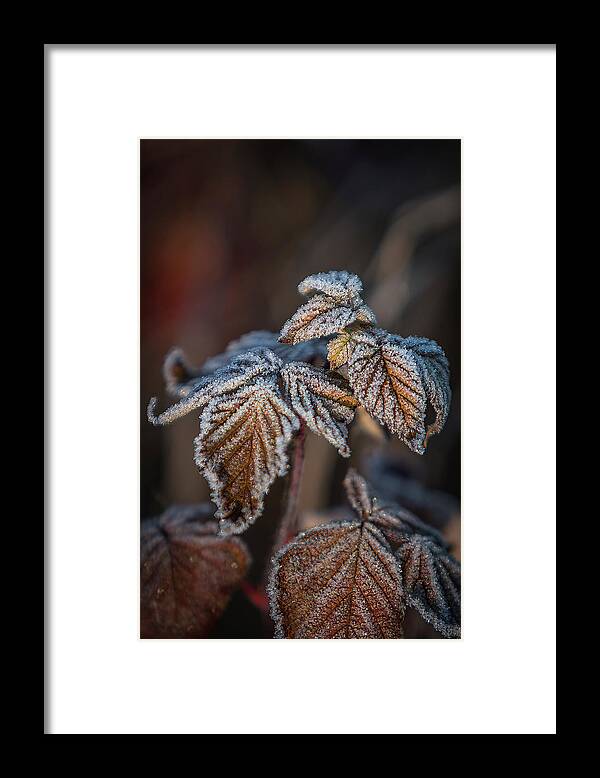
365, 187, 460, 329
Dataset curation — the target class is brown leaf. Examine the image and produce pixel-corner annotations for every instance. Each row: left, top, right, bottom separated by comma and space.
280, 361, 358, 456
140, 504, 251, 638
345, 328, 450, 454
400, 336, 451, 443
346, 328, 426, 452
150, 349, 306, 535
269, 520, 405, 638
151, 346, 361, 537
279, 294, 357, 344
396, 534, 460, 638
149, 348, 282, 427
268, 467, 460, 639
343, 469, 460, 637
194, 374, 299, 535
326, 321, 372, 370
327, 329, 355, 370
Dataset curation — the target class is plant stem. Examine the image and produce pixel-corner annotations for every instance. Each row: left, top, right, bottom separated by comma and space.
273, 422, 306, 553
259, 424, 306, 620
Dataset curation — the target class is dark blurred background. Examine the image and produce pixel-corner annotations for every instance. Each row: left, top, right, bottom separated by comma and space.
141, 139, 460, 635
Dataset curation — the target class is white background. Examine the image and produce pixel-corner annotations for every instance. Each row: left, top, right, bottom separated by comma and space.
47, 45, 556, 734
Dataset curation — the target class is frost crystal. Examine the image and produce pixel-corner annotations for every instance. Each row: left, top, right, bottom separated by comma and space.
280, 362, 358, 457
279, 270, 376, 345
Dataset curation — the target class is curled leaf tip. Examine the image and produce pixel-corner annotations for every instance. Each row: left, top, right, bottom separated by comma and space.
147, 397, 159, 424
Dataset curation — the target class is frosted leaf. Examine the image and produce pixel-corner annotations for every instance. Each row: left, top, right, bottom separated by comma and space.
147, 383, 211, 427
194, 376, 299, 535
398, 336, 451, 443
279, 294, 356, 344
204, 331, 329, 373
162, 333, 328, 399
280, 362, 358, 457
342, 468, 459, 637
345, 329, 451, 454
354, 306, 377, 325
140, 504, 251, 638
396, 534, 460, 638
148, 348, 282, 427
346, 328, 427, 453
150, 348, 308, 535
268, 467, 459, 638
343, 468, 447, 546
298, 271, 364, 304
327, 330, 356, 370
280, 271, 376, 345
273, 336, 329, 366
269, 520, 405, 638
343, 465, 373, 518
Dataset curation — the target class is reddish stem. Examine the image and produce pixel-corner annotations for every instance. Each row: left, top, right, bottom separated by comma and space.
259, 423, 306, 609
272, 422, 306, 554
256, 422, 306, 623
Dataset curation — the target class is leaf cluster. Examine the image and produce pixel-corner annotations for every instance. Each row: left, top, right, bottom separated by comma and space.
144, 271, 458, 638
